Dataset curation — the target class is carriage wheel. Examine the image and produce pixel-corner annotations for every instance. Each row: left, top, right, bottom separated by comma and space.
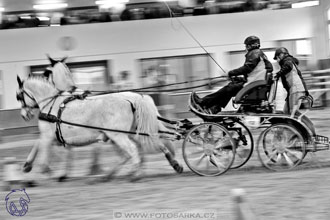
182, 122, 236, 176
257, 123, 306, 171
228, 121, 254, 169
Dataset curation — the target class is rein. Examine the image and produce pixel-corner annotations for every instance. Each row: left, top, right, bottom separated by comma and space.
38, 95, 181, 146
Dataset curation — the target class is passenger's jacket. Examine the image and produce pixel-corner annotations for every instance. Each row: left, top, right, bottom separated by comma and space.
276, 55, 308, 95
228, 48, 273, 86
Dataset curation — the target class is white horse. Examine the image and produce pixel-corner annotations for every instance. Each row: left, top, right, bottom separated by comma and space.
43, 56, 181, 174
17, 76, 182, 182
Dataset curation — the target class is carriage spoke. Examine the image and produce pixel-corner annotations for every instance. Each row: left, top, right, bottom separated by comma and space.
211, 155, 226, 169
285, 149, 303, 160
188, 136, 204, 145
191, 153, 207, 166
275, 153, 282, 162
282, 152, 294, 166
264, 150, 279, 164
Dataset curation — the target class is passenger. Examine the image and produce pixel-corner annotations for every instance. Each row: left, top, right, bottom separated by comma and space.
273, 47, 311, 115
192, 35, 273, 114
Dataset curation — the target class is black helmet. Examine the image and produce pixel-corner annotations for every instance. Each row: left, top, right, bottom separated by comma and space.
273, 47, 289, 60
244, 36, 260, 46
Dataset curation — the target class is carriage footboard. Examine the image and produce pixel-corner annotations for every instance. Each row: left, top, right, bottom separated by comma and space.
307, 135, 330, 151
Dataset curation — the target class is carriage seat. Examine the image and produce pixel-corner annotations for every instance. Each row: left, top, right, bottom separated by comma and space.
234, 72, 272, 105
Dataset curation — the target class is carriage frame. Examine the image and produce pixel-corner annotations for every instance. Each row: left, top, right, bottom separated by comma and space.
176, 76, 330, 176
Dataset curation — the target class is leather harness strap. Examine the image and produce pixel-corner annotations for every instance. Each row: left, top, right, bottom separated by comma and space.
38, 94, 138, 147
38, 95, 85, 146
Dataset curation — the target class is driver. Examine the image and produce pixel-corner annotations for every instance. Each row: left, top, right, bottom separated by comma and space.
192, 36, 273, 114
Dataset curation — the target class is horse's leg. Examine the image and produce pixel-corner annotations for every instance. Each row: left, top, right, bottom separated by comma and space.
97, 136, 129, 182
89, 145, 103, 175
58, 145, 73, 182
123, 137, 143, 182
130, 136, 145, 167
102, 135, 142, 182
89, 133, 109, 175
23, 140, 39, 173
160, 140, 183, 174
38, 136, 54, 175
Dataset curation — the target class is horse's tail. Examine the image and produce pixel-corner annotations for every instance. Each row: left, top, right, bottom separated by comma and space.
134, 95, 166, 153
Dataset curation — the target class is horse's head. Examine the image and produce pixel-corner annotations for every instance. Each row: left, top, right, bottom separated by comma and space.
16, 76, 58, 121
16, 76, 38, 121
45, 55, 75, 91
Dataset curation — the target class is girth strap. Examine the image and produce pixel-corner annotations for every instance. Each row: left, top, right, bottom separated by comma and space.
38, 95, 84, 146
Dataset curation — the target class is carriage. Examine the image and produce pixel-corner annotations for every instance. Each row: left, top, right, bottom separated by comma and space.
16, 59, 330, 181
177, 72, 330, 176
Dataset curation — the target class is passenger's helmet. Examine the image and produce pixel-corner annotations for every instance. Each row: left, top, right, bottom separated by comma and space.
273, 47, 289, 60
244, 36, 260, 50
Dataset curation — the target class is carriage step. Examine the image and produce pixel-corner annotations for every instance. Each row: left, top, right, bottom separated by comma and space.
314, 143, 330, 151
306, 143, 330, 152
305, 135, 329, 152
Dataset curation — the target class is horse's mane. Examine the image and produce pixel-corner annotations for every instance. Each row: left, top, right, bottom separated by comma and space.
26, 76, 55, 87
24, 76, 58, 95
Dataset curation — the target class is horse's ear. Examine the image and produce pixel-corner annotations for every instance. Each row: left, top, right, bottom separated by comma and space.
43, 68, 52, 78
60, 56, 68, 63
17, 75, 23, 88
46, 54, 57, 67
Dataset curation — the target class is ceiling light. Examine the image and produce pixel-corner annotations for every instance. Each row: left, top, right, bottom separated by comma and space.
292, 0, 319, 8
33, 3, 68, 10
95, 0, 128, 5
0, 7, 5, 12
38, 16, 51, 21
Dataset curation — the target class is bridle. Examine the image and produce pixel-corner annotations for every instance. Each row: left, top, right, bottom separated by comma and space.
16, 86, 60, 112
16, 88, 39, 109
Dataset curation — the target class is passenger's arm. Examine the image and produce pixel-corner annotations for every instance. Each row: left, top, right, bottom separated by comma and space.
275, 61, 293, 79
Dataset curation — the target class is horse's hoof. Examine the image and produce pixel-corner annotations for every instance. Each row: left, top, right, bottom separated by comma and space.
22, 162, 33, 173
130, 175, 142, 182
98, 175, 113, 183
173, 163, 184, 174
58, 175, 68, 182
171, 160, 184, 174
89, 165, 103, 176
129, 170, 143, 182
41, 165, 52, 175
23, 180, 38, 187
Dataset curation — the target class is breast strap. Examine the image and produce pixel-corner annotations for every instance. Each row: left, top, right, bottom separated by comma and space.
38, 95, 82, 147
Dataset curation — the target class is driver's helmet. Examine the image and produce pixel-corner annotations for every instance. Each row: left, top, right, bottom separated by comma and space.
244, 36, 260, 50
273, 47, 289, 60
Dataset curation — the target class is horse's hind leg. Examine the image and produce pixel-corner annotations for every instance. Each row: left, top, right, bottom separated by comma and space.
160, 140, 183, 174
107, 134, 142, 182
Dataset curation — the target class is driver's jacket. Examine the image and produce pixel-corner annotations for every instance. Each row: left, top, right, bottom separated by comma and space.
228, 48, 273, 87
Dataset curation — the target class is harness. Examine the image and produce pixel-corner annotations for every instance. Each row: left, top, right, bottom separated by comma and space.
38, 92, 142, 146
37, 92, 180, 146
39, 94, 85, 146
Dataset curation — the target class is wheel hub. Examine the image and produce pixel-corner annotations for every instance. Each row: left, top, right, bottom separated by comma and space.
204, 144, 214, 156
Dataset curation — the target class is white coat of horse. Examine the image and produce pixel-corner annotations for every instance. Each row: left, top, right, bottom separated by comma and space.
17, 75, 182, 182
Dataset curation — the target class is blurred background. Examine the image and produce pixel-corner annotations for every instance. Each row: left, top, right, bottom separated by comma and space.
0, 0, 329, 140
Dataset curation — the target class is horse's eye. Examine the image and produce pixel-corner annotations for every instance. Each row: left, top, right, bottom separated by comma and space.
16, 92, 24, 101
